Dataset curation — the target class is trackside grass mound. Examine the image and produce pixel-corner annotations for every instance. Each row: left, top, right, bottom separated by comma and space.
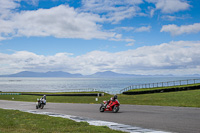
119, 89, 200, 107
0, 108, 123, 133
0, 93, 112, 104
0, 90, 200, 107
125, 83, 200, 92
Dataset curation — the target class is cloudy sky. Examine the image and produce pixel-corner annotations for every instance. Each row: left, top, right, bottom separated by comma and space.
0, 0, 200, 75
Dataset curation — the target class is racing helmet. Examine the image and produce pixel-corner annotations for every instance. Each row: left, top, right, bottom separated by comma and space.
114, 95, 117, 99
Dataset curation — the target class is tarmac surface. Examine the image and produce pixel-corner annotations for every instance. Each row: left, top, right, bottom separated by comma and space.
0, 100, 200, 133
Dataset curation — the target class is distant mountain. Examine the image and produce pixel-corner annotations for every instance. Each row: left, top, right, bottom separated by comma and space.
89, 71, 140, 77
0, 70, 189, 78
0, 71, 140, 77
0, 71, 83, 77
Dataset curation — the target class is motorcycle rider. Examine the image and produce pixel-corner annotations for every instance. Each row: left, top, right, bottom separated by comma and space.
105, 95, 118, 108
113, 95, 117, 101
43, 95, 46, 100
40, 95, 46, 105
43, 95, 46, 104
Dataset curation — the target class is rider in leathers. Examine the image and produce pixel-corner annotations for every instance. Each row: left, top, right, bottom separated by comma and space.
39, 95, 46, 106
105, 95, 118, 108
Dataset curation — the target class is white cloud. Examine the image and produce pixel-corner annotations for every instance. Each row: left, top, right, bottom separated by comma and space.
0, 0, 20, 19
161, 23, 200, 36
126, 42, 134, 46
146, 0, 190, 16
23, 0, 39, 6
156, 0, 190, 13
112, 27, 135, 32
0, 1, 135, 43
113, 26, 151, 32
134, 26, 151, 32
0, 0, 40, 19
81, 0, 144, 23
161, 15, 189, 21
1, 41, 200, 75
0, 4, 118, 40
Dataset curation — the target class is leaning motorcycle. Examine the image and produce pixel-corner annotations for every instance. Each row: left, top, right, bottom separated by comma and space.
99, 99, 120, 113
36, 98, 45, 109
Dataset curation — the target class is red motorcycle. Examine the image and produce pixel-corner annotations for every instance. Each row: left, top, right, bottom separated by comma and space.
99, 99, 120, 113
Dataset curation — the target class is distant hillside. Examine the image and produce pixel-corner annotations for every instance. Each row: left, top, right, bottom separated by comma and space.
0, 70, 192, 78
0, 71, 83, 77
89, 71, 140, 77
0, 71, 140, 77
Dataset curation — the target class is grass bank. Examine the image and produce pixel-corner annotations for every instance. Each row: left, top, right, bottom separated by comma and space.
0, 92, 111, 104
0, 108, 123, 133
126, 83, 200, 92
119, 89, 200, 107
0, 90, 200, 107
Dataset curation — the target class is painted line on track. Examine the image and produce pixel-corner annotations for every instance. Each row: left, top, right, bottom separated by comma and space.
3, 108, 172, 133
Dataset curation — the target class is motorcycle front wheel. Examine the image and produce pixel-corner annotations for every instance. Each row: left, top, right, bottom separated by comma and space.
113, 105, 119, 113
40, 104, 44, 109
99, 105, 105, 112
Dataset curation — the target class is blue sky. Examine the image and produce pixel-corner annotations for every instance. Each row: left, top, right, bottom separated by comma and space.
0, 0, 200, 75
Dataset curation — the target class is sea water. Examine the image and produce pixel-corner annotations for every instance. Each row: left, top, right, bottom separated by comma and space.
0, 77, 199, 94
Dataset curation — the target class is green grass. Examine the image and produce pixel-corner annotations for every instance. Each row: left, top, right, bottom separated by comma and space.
21, 91, 105, 94
119, 89, 200, 107
1, 90, 200, 107
0, 93, 112, 104
0, 108, 123, 133
126, 83, 200, 92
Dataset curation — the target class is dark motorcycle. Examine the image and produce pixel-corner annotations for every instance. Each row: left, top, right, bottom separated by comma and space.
36, 98, 45, 109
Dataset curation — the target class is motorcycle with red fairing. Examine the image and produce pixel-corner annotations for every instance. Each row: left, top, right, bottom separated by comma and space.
99, 99, 120, 113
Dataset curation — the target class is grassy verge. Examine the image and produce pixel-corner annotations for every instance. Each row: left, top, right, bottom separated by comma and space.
21, 91, 105, 94
0, 90, 200, 107
0, 93, 112, 104
126, 83, 200, 92
0, 108, 123, 133
119, 89, 200, 107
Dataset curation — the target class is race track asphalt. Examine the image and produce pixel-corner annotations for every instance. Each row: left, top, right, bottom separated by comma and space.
0, 100, 200, 133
